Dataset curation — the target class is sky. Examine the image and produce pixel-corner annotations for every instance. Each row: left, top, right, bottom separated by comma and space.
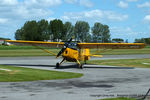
0, 0, 150, 42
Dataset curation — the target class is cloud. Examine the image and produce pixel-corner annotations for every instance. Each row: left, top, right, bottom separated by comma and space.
62, 10, 103, 21
110, 27, 133, 34
0, 0, 18, 6
47, 17, 56, 21
64, 0, 77, 4
64, 0, 93, 8
0, 0, 61, 39
137, 2, 150, 8
61, 9, 128, 22
144, 15, 150, 21
0, 0, 59, 20
0, 18, 8, 24
0, 6, 53, 21
110, 26, 147, 42
79, 0, 93, 8
148, 26, 150, 29
104, 11, 128, 21
118, 1, 128, 8
126, 0, 138, 2
24, 0, 62, 8
14, 6, 53, 19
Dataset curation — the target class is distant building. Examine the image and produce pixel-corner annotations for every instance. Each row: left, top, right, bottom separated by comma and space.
0, 39, 11, 45
0, 40, 4, 45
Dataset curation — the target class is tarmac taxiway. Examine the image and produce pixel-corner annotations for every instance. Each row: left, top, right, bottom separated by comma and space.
0, 55, 150, 100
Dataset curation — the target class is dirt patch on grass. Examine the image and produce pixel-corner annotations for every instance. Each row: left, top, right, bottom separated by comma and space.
8, 70, 20, 74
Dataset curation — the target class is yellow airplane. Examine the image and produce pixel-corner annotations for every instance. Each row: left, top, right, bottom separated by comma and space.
6, 38, 145, 69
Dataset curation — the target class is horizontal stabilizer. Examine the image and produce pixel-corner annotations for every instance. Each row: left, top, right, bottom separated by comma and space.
90, 54, 103, 57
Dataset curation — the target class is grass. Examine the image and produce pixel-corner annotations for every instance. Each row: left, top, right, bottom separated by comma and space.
0, 65, 83, 82
88, 58, 150, 68
100, 97, 136, 100
0, 45, 37, 50
146, 46, 150, 48
0, 49, 60, 57
0, 45, 150, 57
0, 45, 60, 57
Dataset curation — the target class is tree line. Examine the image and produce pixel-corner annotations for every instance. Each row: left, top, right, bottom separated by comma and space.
0, 37, 10, 40
134, 38, 150, 44
15, 19, 111, 42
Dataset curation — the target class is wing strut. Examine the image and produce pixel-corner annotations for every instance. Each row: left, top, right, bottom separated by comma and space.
32, 44, 57, 56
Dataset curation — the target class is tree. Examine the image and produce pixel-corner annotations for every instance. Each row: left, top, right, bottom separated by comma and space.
144, 38, 150, 44
134, 38, 145, 43
84, 34, 92, 42
74, 21, 90, 42
92, 22, 110, 43
0, 37, 10, 40
15, 28, 24, 40
23, 20, 39, 41
63, 22, 74, 41
134, 38, 150, 44
15, 21, 40, 41
112, 38, 124, 43
102, 25, 111, 42
15, 20, 50, 41
92, 22, 103, 42
37, 19, 49, 41
49, 19, 64, 41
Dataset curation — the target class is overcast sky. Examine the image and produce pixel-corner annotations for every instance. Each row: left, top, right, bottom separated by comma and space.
0, 0, 150, 42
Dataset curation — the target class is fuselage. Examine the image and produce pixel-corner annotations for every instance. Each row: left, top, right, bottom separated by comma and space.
62, 47, 90, 62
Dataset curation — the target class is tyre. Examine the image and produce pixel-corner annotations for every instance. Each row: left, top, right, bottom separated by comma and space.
79, 64, 83, 69
56, 63, 60, 69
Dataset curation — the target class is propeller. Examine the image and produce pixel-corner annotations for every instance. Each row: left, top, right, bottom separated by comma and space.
56, 38, 72, 58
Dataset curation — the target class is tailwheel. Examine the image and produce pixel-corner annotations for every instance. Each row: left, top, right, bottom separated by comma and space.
56, 63, 60, 69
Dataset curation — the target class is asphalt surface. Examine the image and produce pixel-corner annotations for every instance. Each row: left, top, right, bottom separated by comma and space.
0, 55, 150, 100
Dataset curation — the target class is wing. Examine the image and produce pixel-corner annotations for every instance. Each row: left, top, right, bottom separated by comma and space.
77, 43, 146, 49
5, 40, 64, 48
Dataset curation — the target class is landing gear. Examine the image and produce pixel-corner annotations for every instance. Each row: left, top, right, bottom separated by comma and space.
56, 63, 60, 69
76, 59, 84, 69
55, 58, 66, 69
79, 64, 83, 69
78, 64, 83, 69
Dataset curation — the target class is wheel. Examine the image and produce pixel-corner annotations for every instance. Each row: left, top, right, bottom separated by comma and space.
79, 64, 83, 69
56, 63, 60, 69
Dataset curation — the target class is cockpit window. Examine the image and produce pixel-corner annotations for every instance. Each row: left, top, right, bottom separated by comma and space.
68, 43, 77, 50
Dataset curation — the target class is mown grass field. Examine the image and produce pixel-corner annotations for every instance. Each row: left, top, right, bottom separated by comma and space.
0, 45, 60, 57
88, 58, 150, 68
0, 45, 150, 57
0, 65, 83, 82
